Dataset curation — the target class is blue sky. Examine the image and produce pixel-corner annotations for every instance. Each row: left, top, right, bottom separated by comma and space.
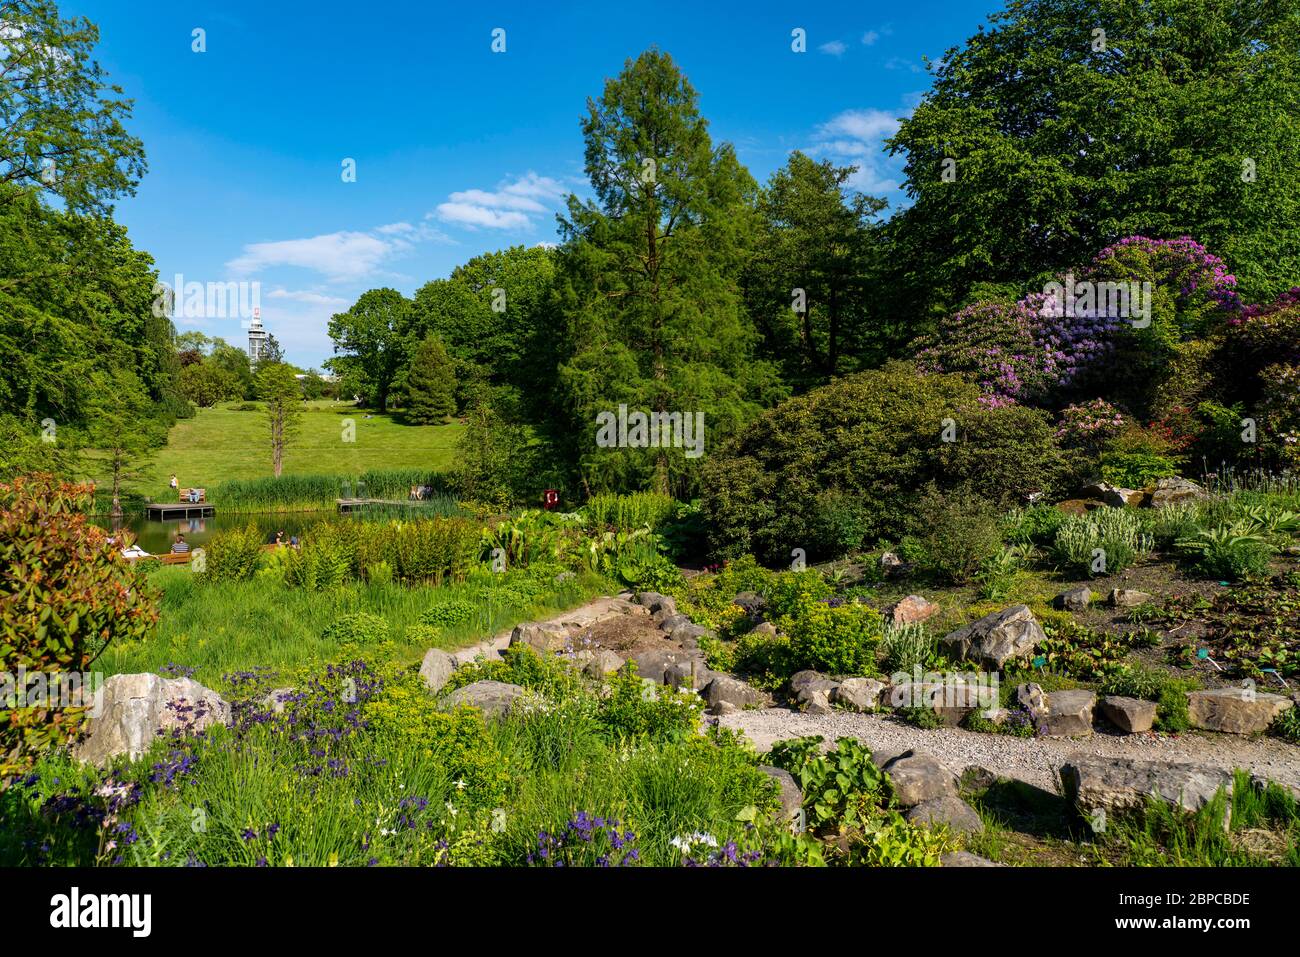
68, 0, 1002, 367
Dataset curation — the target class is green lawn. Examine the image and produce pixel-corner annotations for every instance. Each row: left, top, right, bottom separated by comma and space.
134, 401, 463, 500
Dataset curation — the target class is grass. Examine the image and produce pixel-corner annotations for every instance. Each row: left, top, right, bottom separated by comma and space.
97, 565, 610, 690
131, 401, 463, 503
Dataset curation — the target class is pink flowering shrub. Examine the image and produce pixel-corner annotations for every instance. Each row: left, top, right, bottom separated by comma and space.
1087, 236, 1239, 335
1055, 399, 1127, 452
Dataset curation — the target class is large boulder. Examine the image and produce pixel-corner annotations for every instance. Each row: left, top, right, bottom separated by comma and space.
940, 605, 1046, 669
1100, 695, 1158, 733
833, 677, 888, 712
669, 622, 714, 647
419, 649, 455, 692
879, 750, 959, 807
657, 613, 692, 634
1148, 477, 1207, 509
509, 621, 569, 655
790, 670, 839, 695
443, 680, 527, 719
889, 679, 992, 726
665, 659, 712, 691
636, 592, 675, 616
732, 591, 768, 618
632, 647, 701, 684
702, 675, 769, 712
1187, 687, 1293, 735
906, 795, 984, 834
583, 649, 626, 678
1081, 481, 1145, 508
1039, 689, 1096, 737
1060, 755, 1234, 825
75, 673, 230, 766
941, 851, 1003, 867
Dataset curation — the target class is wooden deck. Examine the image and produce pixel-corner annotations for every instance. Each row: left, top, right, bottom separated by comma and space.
145, 502, 215, 519
125, 543, 290, 565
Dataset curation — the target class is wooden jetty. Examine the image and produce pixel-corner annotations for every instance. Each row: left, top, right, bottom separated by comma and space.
145, 501, 215, 519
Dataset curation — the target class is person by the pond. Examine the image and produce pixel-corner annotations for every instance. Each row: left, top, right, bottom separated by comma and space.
274, 530, 286, 546
171, 533, 190, 554
170, 474, 178, 494
289, 534, 299, 547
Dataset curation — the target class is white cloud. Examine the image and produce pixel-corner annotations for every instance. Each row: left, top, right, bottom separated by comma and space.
266, 288, 350, 307
861, 31, 880, 46
819, 40, 847, 56
434, 171, 567, 231
884, 55, 925, 74
809, 107, 909, 195
226, 222, 446, 282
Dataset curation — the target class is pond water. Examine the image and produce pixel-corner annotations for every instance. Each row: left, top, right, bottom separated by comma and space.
93, 510, 340, 555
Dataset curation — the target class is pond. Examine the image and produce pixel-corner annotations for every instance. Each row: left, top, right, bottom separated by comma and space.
91, 511, 333, 555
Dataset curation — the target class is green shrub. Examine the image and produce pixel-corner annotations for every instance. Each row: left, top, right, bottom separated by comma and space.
1099, 451, 1181, 487
1176, 523, 1275, 580
201, 523, 264, 583
584, 492, 678, 531
731, 629, 795, 689
321, 612, 390, 645
1002, 504, 1065, 546
974, 545, 1030, 601
598, 666, 702, 743
879, 622, 936, 675
776, 595, 884, 676
420, 599, 477, 628
283, 524, 353, 590
1271, 706, 1300, 744
913, 485, 1003, 585
1052, 507, 1153, 577
1, 475, 158, 778
1099, 664, 1199, 732
699, 364, 1066, 564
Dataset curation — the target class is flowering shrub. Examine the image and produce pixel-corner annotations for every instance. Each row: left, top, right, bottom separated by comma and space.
1, 474, 158, 778
1055, 399, 1127, 452
1088, 235, 1239, 325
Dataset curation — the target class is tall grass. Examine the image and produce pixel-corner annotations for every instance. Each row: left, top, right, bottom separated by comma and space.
98, 565, 609, 687
584, 492, 678, 531
213, 469, 456, 511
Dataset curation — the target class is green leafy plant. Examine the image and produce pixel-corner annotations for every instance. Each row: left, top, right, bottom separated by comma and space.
1052, 507, 1153, 577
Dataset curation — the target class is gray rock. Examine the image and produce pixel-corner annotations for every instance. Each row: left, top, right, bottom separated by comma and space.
732, 591, 767, 618
583, 649, 626, 678
1061, 755, 1233, 826
419, 648, 455, 693
702, 674, 769, 712
509, 621, 569, 655
669, 622, 713, 645
833, 677, 888, 711
636, 591, 672, 613
941, 605, 1046, 669
1081, 481, 1145, 508
748, 621, 779, 638
1039, 689, 1095, 737
632, 648, 699, 684
1149, 476, 1207, 509
1015, 682, 1048, 715
879, 750, 959, 807
799, 688, 834, 715
658, 613, 692, 634
665, 659, 711, 691
1057, 586, 1093, 612
76, 673, 230, 766
941, 851, 1003, 867
758, 765, 803, 822
1109, 588, 1153, 608
1187, 687, 1294, 735
790, 670, 840, 695
1100, 695, 1157, 733
443, 680, 527, 719
906, 795, 984, 834
260, 687, 296, 714
890, 680, 992, 726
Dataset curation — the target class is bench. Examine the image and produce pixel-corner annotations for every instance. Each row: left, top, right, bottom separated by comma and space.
178, 488, 207, 503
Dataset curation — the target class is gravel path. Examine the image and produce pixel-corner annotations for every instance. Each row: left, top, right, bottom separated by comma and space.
720, 708, 1300, 794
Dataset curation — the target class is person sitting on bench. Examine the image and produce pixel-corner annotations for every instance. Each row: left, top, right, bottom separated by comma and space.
171, 533, 190, 554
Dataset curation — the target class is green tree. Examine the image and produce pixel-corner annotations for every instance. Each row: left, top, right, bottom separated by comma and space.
884, 0, 1300, 322
554, 49, 782, 496
209, 341, 255, 400
84, 368, 159, 518
753, 151, 887, 380
256, 363, 302, 478
402, 335, 457, 424
179, 359, 237, 408
0, 0, 147, 215
327, 288, 410, 411
452, 396, 531, 507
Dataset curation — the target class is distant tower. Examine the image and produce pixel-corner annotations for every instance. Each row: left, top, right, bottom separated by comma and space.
247, 308, 268, 360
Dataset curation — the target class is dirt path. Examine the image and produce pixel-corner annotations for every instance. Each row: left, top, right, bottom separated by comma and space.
720, 708, 1300, 794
